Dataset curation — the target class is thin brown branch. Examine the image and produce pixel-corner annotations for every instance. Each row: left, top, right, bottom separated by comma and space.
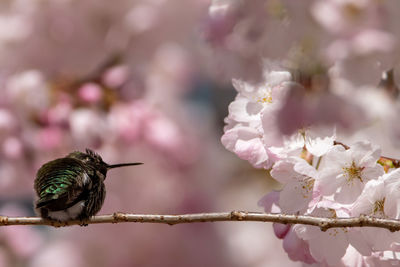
333, 141, 350, 149
334, 140, 400, 168
0, 211, 400, 231
379, 156, 400, 168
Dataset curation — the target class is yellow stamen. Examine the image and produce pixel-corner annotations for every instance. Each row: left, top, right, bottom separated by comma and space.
257, 95, 272, 104
373, 198, 385, 217
343, 161, 364, 183
300, 177, 314, 198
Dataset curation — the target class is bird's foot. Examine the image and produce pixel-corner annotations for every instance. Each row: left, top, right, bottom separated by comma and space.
77, 215, 89, 226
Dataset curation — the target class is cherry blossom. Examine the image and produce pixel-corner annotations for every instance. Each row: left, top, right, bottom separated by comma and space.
294, 205, 351, 266
221, 126, 270, 168
2, 0, 400, 266
311, 0, 397, 85
270, 157, 318, 214
316, 141, 384, 204
6, 70, 50, 112
258, 191, 316, 264
226, 69, 292, 129
345, 170, 400, 255
216, 1, 400, 266
77, 83, 103, 104
221, 68, 292, 168
270, 129, 335, 159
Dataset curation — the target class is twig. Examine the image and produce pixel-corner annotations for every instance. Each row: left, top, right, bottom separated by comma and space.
0, 211, 400, 231
334, 140, 400, 168
333, 141, 349, 149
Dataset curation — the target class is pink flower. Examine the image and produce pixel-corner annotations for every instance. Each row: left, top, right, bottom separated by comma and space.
221, 68, 292, 168
258, 191, 289, 239
102, 65, 129, 88
0, 109, 17, 132
203, 1, 236, 45
270, 157, 319, 214
340, 245, 369, 267
282, 228, 316, 264
316, 141, 384, 204
273, 223, 290, 239
311, 0, 397, 85
69, 108, 107, 144
144, 112, 182, 152
45, 99, 72, 125
108, 101, 147, 143
221, 126, 270, 168
294, 205, 350, 266
348, 171, 400, 254
311, 0, 379, 36
6, 70, 50, 112
37, 127, 63, 150
383, 169, 400, 219
257, 190, 280, 213
258, 191, 316, 264
366, 251, 400, 266
2, 136, 23, 159
270, 129, 335, 159
276, 81, 365, 135
77, 83, 103, 103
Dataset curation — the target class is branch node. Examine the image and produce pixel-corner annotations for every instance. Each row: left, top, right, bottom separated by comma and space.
319, 221, 329, 232
113, 212, 128, 223
230, 211, 244, 221
358, 214, 367, 226
0, 216, 9, 225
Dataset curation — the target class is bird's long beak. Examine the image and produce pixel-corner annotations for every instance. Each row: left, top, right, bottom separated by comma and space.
107, 162, 143, 169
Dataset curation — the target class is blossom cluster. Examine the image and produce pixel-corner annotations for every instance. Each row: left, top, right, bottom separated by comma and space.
221, 64, 400, 266
216, 1, 400, 265
206, 0, 400, 86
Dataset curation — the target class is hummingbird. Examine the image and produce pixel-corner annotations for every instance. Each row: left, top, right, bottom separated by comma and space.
34, 149, 142, 224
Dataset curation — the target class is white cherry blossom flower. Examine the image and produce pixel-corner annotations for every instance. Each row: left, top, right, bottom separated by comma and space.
294, 204, 350, 266
221, 68, 292, 168
6, 70, 50, 112
271, 157, 319, 213
270, 128, 335, 158
227, 69, 291, 129
350, 177, 400, 253
258, 191, 316, 264
316, 141, 384, 204
221, 125, 270, 168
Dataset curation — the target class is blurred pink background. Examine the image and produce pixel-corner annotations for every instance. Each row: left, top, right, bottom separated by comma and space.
0, 1, 300, 266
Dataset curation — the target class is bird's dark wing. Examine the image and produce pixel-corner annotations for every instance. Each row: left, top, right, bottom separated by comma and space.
34, 158, 90, 211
